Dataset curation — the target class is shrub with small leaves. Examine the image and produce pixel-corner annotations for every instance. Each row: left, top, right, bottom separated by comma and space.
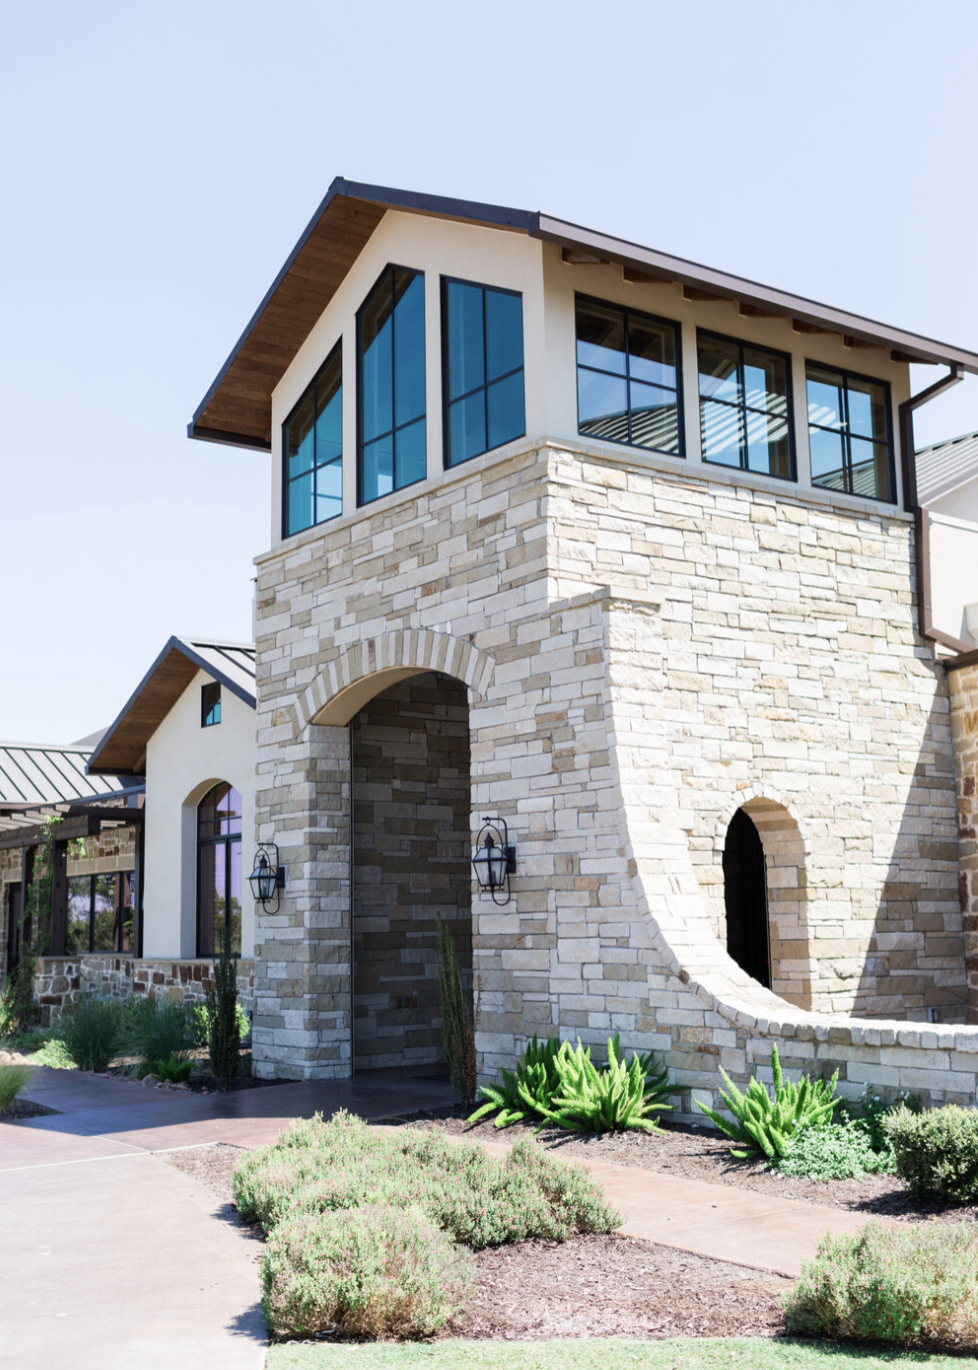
784, 1221, 978, 1348
697, 1044, 839, 1160
778, 1117, 896, 1181
886, 1104, 978, 1204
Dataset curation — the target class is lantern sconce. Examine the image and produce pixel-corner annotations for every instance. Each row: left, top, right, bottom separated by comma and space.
249, 842, 286, 912
471, 817, 516, 906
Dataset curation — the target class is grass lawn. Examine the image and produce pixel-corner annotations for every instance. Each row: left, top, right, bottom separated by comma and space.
267, 1338, 966, 1369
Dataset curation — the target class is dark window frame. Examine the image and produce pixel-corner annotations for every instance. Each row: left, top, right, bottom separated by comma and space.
696, 328, 797, 482
66, 871, 135, 954
440, 274, 526, 470
195, 782, 242, 958
805, 360, 897, 505
575, 293, 686, 458
201, 681, 221, 728
356, 262, 427, 507
281, 339, 344, 540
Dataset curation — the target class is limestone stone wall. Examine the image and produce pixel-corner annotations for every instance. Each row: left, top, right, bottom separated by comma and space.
949, 661, 978, 1016
32, 955, 254, 1024
352, 673, 471, 1070
250, 438, 978, 1109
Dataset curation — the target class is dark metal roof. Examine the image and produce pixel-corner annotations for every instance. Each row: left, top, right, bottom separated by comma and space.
87, 636, 256, 778
189, 178, 978, 451
915, 430, 978, 507
0, 744, 139, 832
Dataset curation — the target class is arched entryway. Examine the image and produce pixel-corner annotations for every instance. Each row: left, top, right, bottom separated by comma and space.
723, 808, 772, 989
350, 671, 472, 1073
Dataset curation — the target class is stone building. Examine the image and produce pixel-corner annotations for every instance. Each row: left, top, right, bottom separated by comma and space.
188, 180, 978, 1111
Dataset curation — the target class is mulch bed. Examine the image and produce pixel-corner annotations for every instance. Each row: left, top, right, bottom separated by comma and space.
384, 1106, 978, 1227
0, 1098, 60, 1121
158, 1142, 791, 1341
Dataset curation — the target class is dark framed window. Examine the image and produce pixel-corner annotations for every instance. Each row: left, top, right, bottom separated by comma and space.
442, 277, 524, 467
282, 342, 343, 537
357, 265, 426, 505
576, 295, 683, 456
66, 873, 134, 954
197, 782, 242, 957
697, 331, 795, 480
806, 363, 895, 503
201, 682, 221, 728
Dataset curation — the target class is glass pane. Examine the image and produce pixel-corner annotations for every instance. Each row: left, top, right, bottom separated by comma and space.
700, 399, 743, 467
201, 683, 221, 728
809, 425, 847, 489
286, 473, 314, 536
315, 456, 342, 523
395, 418, 426, 489
361, 434, 394, 503
746, 410, 792, 479
92, 874, 117, 951
485, 290, 523, 382
198, 843, 220, 957
314, 377, 342, 467
847, 376, 887, 442
360, 275, 393, 443
578, 367, 628, 441
446, 281, 484, 400
218, 786, 242, 838
448, 390, 486, 466
807, 367, 844, 429
393, 271, 425, 428
629, 381, 679, 452
698, 337, 741, 403
120, 873, 134, 953
628, 317, 676, 388
67, 876, 91, 954
576, 300, 626, 375
229, 840, 242, 956
286, 392, 315, 479
743, 347, 787, 416
850, 437, 893, 501
487, 371, 525, 450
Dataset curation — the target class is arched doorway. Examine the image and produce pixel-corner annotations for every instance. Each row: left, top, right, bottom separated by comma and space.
723, 808, 771, 988
350, 672, 472, 1073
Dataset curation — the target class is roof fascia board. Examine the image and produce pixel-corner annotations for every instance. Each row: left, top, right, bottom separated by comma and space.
175, 639, 257, 710
532, 215, 978, 373
921, 467, 978, 507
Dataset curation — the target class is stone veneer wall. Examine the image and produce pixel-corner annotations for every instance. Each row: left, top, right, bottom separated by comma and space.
251, 440, 978, 1110
32, 956, 254, 1024
351, 674, 471, 1070
949, 661, 978, 1016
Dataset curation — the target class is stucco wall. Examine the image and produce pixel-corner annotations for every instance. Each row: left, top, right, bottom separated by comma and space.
928, 512, 978, 647
143, 668, 257, 958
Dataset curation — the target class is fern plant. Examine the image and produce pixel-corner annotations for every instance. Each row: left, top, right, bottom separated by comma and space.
697, 1044, 840, 1159
153, 1052, 194, 1084
537, 1034, 672, 1134
469, 1034, 563, 1128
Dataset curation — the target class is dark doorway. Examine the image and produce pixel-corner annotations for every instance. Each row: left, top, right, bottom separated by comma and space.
5, 882, 22, 976
723, 809, 771, 988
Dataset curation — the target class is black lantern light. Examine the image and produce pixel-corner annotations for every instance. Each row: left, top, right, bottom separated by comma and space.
249, 842, 285, 912
471, 817, 516, 905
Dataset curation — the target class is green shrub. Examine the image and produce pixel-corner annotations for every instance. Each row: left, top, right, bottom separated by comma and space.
469, 1034, 563, 1128
537, 1035, 672, 1134
56, 998, 125, 1072
697, 1045, 839, 1160
0, 1063, 35, 1113
262, 1204, 471, 1341
31, 1038, 77, 1070
191, 1000, 250, 1048
205, 930, 241, 1088
886, 1104, 978, 1204
436, 916, 475, 1110
125, 998, 192, 1075
778, 1117, 896, 1180
153, 1052, 194, 1084
784, 1221, 978, 1347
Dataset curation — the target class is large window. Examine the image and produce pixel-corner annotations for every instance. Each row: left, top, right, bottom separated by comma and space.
197, 783, 242, 956
576, 296, 683, 455
283, 342, 343, 537
698, 332, 794, 480
806, 364, 895, 503
67, 872, 134, 954
442, 278, 524, 467
358, 266, 426, 504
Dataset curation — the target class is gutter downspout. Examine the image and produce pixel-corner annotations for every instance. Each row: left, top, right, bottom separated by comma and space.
898, 363, 973, 657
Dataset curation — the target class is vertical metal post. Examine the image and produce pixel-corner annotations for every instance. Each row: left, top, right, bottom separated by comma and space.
349, 719, 356, 1077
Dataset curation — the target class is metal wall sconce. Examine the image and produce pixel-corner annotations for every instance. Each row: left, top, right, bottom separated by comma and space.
249, 842, 285, 912
471, 817, 516, 905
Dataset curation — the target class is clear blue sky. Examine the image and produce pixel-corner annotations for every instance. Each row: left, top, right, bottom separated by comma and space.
3, 0, 977, 743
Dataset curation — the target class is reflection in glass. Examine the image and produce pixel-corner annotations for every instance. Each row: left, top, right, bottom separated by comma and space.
358, 266, 427, 502
65, 872, 133, 954
284, 344, 343, 537
700, 399, 744, 467
197, 783, 242, 956
443, 280, 524, 467
697, 333, 794, 480
576, 298, 682, 455
806, 364, 893, 502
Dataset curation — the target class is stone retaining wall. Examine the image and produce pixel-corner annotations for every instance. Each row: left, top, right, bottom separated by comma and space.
33, 956, 254, 1024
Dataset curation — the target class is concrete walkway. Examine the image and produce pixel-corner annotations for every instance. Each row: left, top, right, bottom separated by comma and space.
3, 1065, 889, 1366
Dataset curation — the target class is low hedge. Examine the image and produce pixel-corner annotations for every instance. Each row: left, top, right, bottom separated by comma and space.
885, 1105, 978, 1204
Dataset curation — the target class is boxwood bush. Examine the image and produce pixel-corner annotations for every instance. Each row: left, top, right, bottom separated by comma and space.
886, 1104, 978, 1203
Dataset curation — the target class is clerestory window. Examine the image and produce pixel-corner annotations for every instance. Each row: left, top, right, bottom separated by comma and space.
576, 296, 683, 456
806, 363, 895, 503
282, 342, 343, 537
442, 278, 524, 467
358, 265, 426, 505
697, 332, 795, 480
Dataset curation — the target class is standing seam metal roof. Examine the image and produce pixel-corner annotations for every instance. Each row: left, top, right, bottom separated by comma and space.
915, 431, 978, 506
0, 744, 130, 807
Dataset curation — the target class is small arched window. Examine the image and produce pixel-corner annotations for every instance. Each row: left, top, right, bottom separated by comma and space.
197, 783, 242, 956
723, 808, 771, 989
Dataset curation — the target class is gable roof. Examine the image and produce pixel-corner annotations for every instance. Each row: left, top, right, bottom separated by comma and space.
87, 636, 256, 778
189, 177, 978, 453
915, 430, 978, 507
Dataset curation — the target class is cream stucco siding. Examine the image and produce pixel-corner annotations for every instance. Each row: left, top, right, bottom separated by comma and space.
929, 511, 978, 646
143, 668, 256, 957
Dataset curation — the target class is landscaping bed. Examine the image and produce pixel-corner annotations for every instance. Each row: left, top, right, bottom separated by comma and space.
390, 1106, 978, 1225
